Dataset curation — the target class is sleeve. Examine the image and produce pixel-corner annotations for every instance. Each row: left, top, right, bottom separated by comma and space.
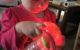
0, 8, 18, 50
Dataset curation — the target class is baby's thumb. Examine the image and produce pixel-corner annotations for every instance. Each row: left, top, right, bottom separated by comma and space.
34, 27, 42, 36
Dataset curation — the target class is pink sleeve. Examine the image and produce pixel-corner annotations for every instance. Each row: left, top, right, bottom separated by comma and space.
0, 8, 18, 50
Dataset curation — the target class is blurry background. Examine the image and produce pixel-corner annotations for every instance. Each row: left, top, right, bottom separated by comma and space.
0, 0, 17, 6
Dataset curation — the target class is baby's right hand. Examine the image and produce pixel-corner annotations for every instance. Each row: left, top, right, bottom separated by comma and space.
15, 21, 43, 38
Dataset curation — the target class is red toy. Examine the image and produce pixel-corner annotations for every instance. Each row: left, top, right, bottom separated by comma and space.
19, 22, 64, 50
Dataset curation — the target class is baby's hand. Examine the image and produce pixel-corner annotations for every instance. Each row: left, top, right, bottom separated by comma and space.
15, 21, 43, 38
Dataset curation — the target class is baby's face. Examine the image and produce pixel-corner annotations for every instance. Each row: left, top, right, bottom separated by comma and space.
21, 0, 48, 13
21, 0, 31, 9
